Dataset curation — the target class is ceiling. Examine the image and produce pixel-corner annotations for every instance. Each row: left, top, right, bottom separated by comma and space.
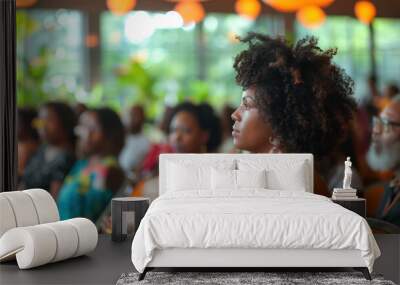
27, 0, 400, 18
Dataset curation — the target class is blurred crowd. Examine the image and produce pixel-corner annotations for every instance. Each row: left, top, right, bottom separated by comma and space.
16, 79, 400, 233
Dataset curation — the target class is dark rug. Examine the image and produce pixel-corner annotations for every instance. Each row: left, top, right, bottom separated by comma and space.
116, 271, 396, 285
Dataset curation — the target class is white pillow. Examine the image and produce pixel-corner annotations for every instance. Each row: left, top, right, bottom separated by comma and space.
167, 162, 210, 191
166, 160, 235, 192
237, 159, 309, 192
211, 168, 267, 190
237, 169, 267, 189
211, 168, 236, 190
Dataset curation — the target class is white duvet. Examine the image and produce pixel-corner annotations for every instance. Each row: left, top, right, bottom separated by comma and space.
131, 190, 380, 273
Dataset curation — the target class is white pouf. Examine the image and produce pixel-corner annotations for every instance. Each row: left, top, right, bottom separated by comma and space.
0, 218, 98, 269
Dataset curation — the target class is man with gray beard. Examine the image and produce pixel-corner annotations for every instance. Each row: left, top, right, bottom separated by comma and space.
367, 96, 400, 227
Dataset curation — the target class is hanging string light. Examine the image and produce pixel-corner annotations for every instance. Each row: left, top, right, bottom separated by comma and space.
107, 0, 137, 16
175, 0, 205, 24
296, 5, 326, 29
354, 1, 376, 24
235, 0, 261, 20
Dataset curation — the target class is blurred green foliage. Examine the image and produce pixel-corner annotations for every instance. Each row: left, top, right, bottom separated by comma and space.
17, 9, 399, 117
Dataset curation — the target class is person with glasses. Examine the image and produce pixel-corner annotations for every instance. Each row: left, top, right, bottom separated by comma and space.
367, 96, 400, 229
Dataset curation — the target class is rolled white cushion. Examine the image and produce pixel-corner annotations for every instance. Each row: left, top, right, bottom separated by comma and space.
42, 221, 79, 262
0, 196, 17, 238
0, 218, 98, 269
0, 226, 57, 269
66, 218, 98, 257
23, 189, 59, 224
0, 191, 39, 227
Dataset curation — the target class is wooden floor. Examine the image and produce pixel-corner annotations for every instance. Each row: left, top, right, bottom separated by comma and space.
0, 234, 398, 284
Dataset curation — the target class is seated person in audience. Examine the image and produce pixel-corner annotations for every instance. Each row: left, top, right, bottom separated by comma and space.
100, 102, 222, 232
131, 102, 222, 196
169, 102, 222, 154
57, 107, 125, 223
230, 34, 357, 196
119, 104, 150, 179
17, 107, 40, 179
20, 102, 76, 198
137, 102, 222, 178
366, 97, 400, 228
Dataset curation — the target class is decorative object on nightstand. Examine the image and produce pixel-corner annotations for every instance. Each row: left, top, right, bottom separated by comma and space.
332, 157, 358, 200
111, 197, 150, 242
331, 198, 366, 218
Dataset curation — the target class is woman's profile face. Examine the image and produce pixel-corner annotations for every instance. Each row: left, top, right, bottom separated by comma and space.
231, 88, 274, 153
168, 111, 208, 153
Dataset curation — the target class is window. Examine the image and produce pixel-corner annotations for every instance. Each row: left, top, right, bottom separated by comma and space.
17, 10, 85, 107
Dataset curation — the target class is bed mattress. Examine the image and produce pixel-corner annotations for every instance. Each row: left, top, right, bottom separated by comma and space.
131, 190, 380, 273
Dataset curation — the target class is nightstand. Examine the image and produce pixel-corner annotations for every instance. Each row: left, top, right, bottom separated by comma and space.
111, 197, 150, 242
331, 198, 366, 218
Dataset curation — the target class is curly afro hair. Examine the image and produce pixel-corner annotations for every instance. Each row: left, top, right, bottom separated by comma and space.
233, 33, 357, 158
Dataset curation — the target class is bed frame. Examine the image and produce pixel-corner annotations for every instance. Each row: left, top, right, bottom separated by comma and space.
139, 248, 370, 280
139, 154, 371, 281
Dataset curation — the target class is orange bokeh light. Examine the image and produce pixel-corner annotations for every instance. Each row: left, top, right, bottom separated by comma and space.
175, 0, 205, 24
296, 5, 326, 29
107, 0, 137, 16
354, 1, 376, 24
235, 0, 262, 20
263, 0, 334, 12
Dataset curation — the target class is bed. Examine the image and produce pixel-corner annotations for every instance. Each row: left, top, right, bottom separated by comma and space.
131, 154, 380, 280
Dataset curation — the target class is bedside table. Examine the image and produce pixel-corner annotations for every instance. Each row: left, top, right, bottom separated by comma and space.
331, 198, 366, 218
111, 197, 150, 242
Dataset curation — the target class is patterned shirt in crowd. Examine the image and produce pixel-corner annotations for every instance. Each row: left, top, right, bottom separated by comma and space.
57, 156, 119, 223
21, 144, 75, 191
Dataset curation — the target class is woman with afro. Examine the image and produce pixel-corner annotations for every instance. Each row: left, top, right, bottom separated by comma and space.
231, 33, 357, 196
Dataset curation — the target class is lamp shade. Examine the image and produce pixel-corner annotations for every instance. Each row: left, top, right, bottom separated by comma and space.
235, 0, 261, 20
175, 0, 205, 24
354, 1, 376, 24
107, 0, 137, 16
297, 5, 326, 29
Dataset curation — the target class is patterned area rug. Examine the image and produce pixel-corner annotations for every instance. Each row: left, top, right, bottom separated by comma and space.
116, 271, 395, 285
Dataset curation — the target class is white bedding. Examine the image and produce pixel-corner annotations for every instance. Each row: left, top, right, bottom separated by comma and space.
131, 190, 380, 273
